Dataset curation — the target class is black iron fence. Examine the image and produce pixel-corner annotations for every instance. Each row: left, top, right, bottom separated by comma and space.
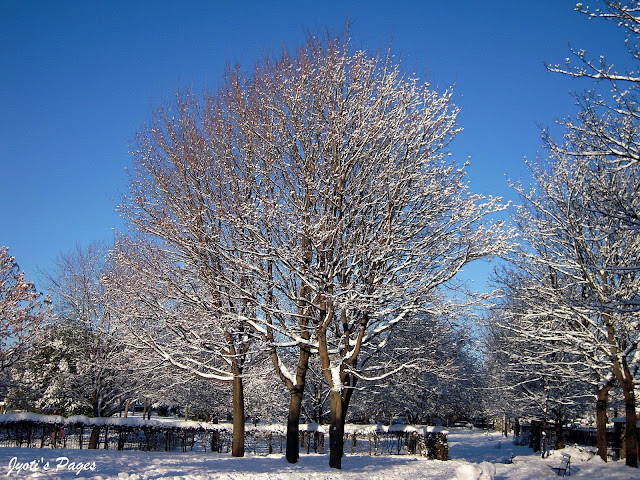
0, 414, 448, 459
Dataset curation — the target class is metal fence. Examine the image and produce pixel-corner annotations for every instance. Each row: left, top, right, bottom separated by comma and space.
0, 414, 448, 459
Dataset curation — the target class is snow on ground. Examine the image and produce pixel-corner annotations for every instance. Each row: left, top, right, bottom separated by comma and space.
0, 428, 638, 479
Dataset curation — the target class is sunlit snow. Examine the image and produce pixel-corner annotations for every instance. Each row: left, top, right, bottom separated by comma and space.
0, 428, 637, 479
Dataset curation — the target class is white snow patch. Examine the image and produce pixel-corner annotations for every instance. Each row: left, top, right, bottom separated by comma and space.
454, 461, 495, 480
330, 366, 342, 392
0, 428, 635, 479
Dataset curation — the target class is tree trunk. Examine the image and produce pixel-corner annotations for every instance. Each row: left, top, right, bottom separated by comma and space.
611, 355, 638, 468
621, 378, 638, 468
554, 410, 564, 450
614, 419, 623, 460
231, 373, 245, 457
314, 382, 322, 423
88, 391, 101, 450
604, 310, 638, 467
142, 397, 151, 420
88, 427, 100, 449
596, 385, 611, 462
267, 251, 311, 465
92, 390, 99, 418
340, 374, 357, 424
329, 389, 344, 469
286, 390, 303, 463
531, 420, 541, 452
503, 415, 508, 438
541, 392, 550, 458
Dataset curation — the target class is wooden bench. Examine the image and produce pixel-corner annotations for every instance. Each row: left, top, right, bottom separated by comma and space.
551, 453, 571, 477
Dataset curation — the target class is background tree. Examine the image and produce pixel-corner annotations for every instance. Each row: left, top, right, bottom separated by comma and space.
487, 148, 639, 464
40, 244, 134, 417
106, 233, 254, 458
147, 371, 232, 422
0, 246, 49, 375
10, 318, 95, 415
483, 269, 597, 454
540, 3, 640, 465
242, 356, 289, 424
346, 303, 479, 426
36, 243, 137, 448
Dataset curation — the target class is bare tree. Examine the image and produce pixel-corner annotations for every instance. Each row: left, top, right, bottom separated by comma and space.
494, 150, 639, 464
41, 243, 137, 448
541, 2, 640, 465
211, 32, 510, 468
106, 233, 253, 458
113, 30, 508, 468
0, 247, 49, 373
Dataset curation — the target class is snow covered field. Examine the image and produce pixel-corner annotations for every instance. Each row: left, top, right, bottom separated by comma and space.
0, 428, 638, 479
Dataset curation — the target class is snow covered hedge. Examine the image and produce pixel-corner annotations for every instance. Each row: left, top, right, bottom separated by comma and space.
0, 413, 231, 431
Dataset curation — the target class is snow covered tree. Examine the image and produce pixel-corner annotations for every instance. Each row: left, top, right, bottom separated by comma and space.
243, 355, 290, 424
492, 149, 639, 464
36, 243, 138, 448
0, 246, 50, 374
483, 268, 597, 454
346, 302, 479, 425
545, 0, 640, 242
10, 318, 100, 415
41, 243, 135, 418
105, 233, 253, 458
300, 355, 330, 424
144, 368, 232, 422
548, 1, 640, 173
540, 1, 640, 466
209, 31, 509, 469
114, 29, 508, 468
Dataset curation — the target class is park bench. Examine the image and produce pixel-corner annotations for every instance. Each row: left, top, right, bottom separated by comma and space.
551, 453, 571, 477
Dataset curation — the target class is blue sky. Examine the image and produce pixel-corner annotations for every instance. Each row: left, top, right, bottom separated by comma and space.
0, 1, 625, 290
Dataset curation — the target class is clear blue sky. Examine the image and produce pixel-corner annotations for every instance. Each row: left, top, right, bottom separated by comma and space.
0, 0, 625, 290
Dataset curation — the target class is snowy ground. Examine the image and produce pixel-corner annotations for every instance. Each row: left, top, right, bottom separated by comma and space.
0, 428, 638, 479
